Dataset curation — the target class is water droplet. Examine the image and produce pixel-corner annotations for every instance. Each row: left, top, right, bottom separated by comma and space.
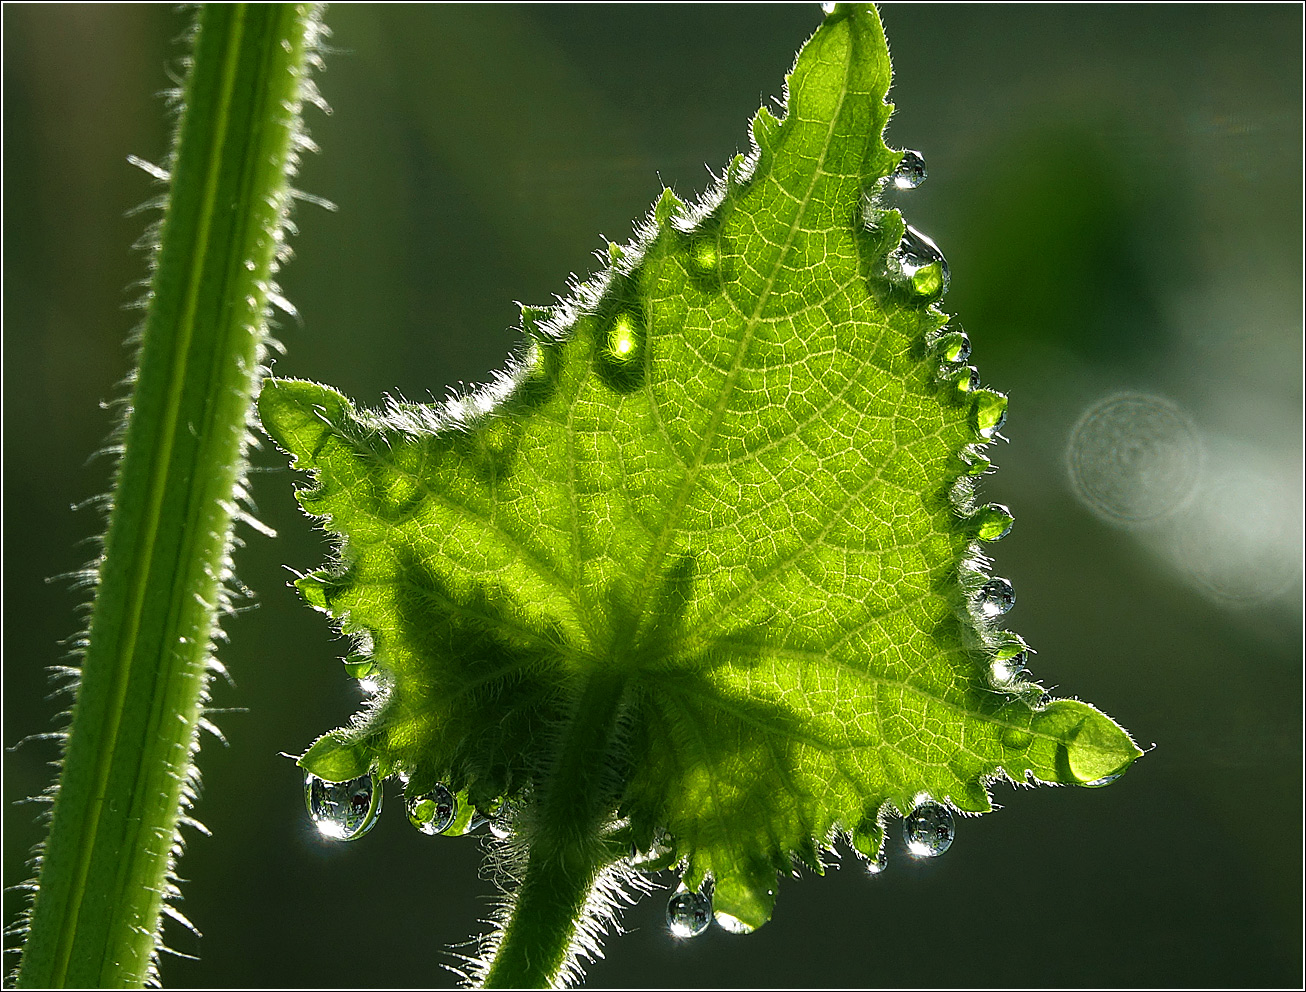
486, 813, 512, 840
865, 843, 888, 875
406, 783, 456, 836
936, 330, 971, 363
959, 447, 991, 477
973, 390, 1008, 439
976, 577, 1015, 618
689, 238, 719, 274
974, 503, 1014, 542
890, 226, 950, 299
892, 149, 927, 190
342, 655, 375, 679
666, 886, 711, 939
631, 827, 675, 869
714, 911, 755, 935
904, 801, 955, 857
609, 314, 639, 358
305, 771, 382, 841
954, 365, 980, 395
822, 2, 837, 13
991, 650, 1028, 684
1081, 772, 1123, 788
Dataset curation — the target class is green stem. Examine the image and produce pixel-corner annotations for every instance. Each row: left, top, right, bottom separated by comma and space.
482, 669, 629, 989
17, 5, 322, 987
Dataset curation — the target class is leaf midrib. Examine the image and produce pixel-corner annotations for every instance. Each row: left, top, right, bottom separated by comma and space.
628, 41, 859, 642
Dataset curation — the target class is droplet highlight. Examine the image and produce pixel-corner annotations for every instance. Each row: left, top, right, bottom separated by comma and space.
904, 801, 955, 857
406, 782, 457, 836
1081, 771, 1123, 788
976, 577, 1015, 618
305, 771, 382, 841
891, 149, 927, 190
608, 313, 639, 360
666, 886, 712, 939
974, 503, 1014, 542
991, 650, 1028, 685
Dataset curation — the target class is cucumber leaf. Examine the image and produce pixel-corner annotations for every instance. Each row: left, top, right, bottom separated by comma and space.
260, 2, 1138, 939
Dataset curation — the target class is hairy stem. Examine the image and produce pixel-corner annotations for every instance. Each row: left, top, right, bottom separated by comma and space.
481, 669, 629, 989
16, 5, 323, 986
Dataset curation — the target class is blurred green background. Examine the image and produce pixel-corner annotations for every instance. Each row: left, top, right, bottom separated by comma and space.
4, 4, 1301, 987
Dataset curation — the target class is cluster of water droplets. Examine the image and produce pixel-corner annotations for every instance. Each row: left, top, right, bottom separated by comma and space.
883, 152, 1027, 699
304, 765, 517, 842
871, 150, 951, 302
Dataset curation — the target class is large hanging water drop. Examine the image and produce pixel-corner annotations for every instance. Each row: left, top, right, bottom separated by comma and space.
891, 226, 950, 300
306, 771, 382, 841
406, 782, 457, 836
891, 149, 927, 190
666, 886, 712, 939
904, 801, 955, 857
976, 577, 1015, 617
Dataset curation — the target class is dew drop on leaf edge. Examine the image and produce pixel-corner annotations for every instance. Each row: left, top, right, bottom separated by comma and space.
306, 770, 382, 842
976, 577, 1015, 618
667, 887, 712, 939
406, 782, 457, 836
1081, 771, 1124, 788
937, 329, 971, 364
892, 149, 927, 190
630, 826, 675, 869
894, 225, 950, 299
341, 655, 375, 679
866, 842, 888, 875
974, 503, 1015, 542
991, 649, 1029, 685
904, 801, 955, 858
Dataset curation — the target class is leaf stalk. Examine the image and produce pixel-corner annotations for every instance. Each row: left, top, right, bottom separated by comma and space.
16, 5, 323, 986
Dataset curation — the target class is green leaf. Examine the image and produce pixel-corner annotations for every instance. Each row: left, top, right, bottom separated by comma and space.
260, 3, 1138, 983
299, 732, 372, 783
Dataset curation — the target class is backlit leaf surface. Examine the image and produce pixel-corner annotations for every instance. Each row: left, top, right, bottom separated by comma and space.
260, 3, 1138, 936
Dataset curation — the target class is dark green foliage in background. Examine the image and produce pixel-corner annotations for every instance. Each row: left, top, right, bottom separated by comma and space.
4, 5, 1301, 988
